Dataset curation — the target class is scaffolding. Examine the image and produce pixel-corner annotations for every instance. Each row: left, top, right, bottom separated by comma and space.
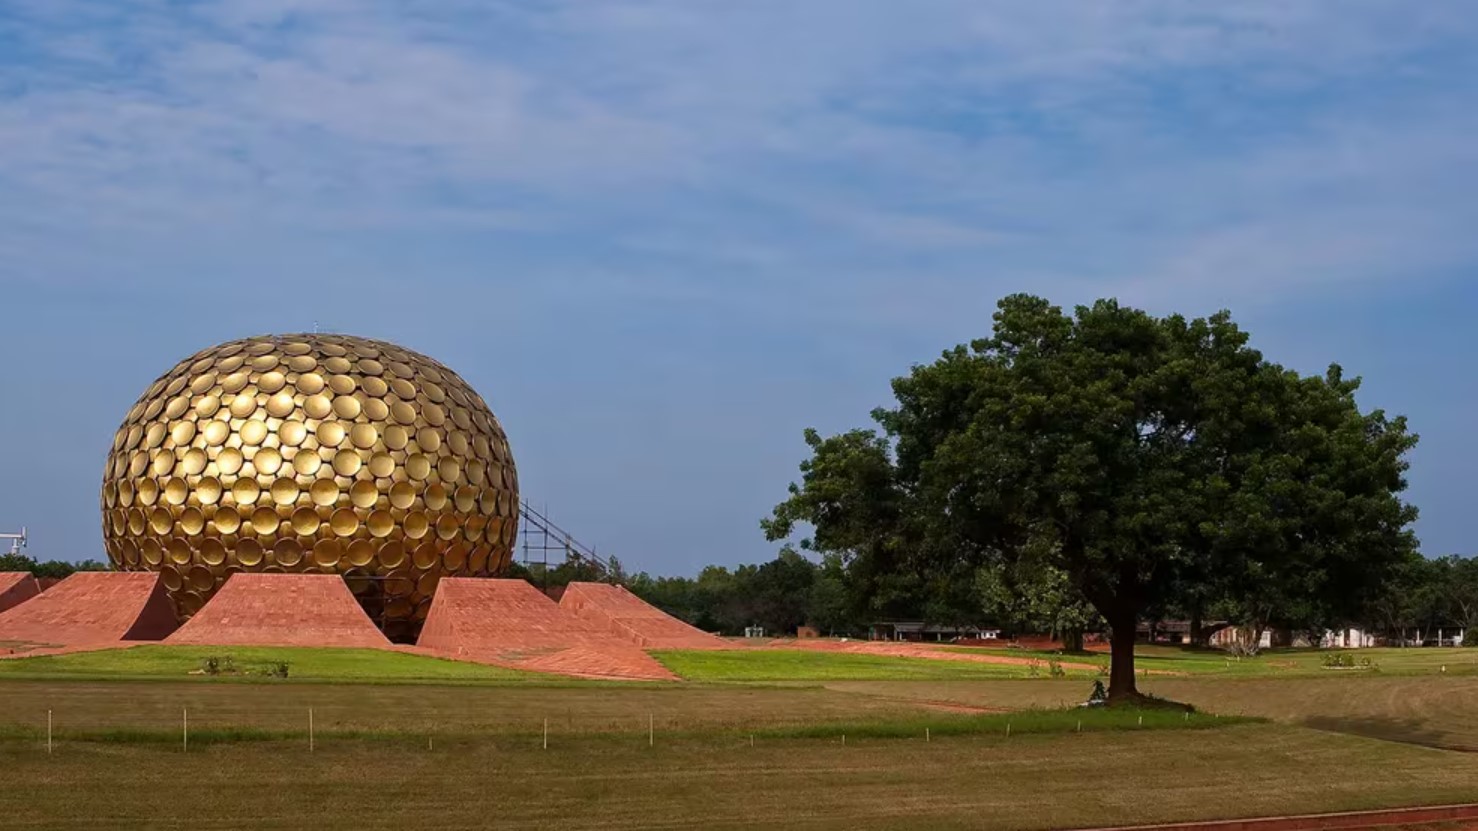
518, 501, 610, 587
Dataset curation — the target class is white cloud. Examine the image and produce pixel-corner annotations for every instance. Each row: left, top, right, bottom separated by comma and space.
1, 0, 1475, 310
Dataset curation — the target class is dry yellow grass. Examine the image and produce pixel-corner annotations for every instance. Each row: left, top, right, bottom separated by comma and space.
2, 725, 1475, 830
825, 675, 1478, 751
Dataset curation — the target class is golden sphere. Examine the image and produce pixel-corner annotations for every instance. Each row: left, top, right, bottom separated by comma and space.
100, 334, 519, 642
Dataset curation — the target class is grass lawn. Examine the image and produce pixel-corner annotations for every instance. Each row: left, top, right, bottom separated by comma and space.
824, 674, 1478, 751
652, 648, 1073, 681
3, 725, 1475, 829
0, 645, 546, 683
2, 642, 1477, 828
949, 644, 1478, 678
0, 678, 932, 736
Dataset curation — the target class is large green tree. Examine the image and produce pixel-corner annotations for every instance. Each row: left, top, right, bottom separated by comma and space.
766, 294, 1418, 700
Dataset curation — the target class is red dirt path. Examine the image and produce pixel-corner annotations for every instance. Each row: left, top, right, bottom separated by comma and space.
0, 572, 176, 647
166, 574, 390, 648
0, 572, 40, 615
416, 578, 676, 681
560, 582, 727, 649
756, 638, 1113, 672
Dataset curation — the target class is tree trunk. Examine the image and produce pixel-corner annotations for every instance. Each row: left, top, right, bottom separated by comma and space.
1108, 613, 1139, 701
1189, 605, 1204, 648
1063, 628, 1084, 653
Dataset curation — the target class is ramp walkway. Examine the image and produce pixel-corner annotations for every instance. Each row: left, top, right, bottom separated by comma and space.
560, 582, 725, 649
0, 572, 176, 646
0, 572, 40, 614
166, 574, 389, 648
418, 578, 676, 680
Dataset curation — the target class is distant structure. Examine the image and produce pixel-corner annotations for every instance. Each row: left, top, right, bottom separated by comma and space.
0, 527, 25, 556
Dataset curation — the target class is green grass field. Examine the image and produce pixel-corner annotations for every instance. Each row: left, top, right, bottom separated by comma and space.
0, 645, 546, 683
954, 644, 1478, 677
651, 648, 1084, 681
3, 643, 1476, 828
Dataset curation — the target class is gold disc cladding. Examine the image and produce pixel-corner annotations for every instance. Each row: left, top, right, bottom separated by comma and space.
100, 332, 520, 643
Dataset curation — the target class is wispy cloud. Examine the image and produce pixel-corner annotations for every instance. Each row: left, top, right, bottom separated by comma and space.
3, 1, 1477, 567
4, 0, 1475, 303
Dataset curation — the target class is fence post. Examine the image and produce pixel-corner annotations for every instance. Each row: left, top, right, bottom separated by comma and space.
543, 718, 548, 750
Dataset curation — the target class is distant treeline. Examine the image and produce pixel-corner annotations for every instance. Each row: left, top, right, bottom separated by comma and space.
511, 548, 849, 637
0, 554, 109, 580
520, 548, 1478, 645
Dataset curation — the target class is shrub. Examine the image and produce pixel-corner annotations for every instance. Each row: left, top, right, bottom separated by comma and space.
200, 656, 236, 676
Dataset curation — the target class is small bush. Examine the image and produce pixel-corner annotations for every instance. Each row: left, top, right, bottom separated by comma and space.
200, 656, 236, 676
1048, 658, 1065, 678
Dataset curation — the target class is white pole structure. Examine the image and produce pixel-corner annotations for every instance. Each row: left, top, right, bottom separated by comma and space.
543, 719, 548, 750
648, 714, 653, 748
925, 727, 930, 743
47, 710, 52, 754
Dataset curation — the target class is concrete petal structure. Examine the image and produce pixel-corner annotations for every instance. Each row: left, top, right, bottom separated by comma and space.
0, 572, 176, 646
0, 572, 40, 614
417, 578, 677, 680
99, 333, 519, 642
559, 582, 726, 649
166, 573, 390, 648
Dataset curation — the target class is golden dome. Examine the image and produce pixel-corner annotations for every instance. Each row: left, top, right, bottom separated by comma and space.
100, 333, 519, 642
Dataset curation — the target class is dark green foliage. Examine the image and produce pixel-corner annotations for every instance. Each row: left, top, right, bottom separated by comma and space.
0, 554, 108, 578
627, 548, 860, 636
764, 294, 1420, 699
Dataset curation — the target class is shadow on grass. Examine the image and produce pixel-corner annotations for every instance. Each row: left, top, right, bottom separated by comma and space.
1300, 714, 1470, 752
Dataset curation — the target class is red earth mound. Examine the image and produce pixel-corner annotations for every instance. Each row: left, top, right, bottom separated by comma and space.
166, 573, 390, 648
417, 578, 676, 681
0, 571, 176, 646
560, 582, 726, 649
0, 572, 40, 614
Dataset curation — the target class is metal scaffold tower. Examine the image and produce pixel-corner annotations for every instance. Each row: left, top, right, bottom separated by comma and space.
517, 501, 611, 586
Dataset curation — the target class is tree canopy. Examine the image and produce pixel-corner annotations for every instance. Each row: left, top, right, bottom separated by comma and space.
763, 294, 1419, 700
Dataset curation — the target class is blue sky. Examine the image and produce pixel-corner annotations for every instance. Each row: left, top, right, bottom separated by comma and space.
1, 2, 1475, 574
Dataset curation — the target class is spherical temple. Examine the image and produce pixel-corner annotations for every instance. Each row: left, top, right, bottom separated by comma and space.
100, 333, 519, 642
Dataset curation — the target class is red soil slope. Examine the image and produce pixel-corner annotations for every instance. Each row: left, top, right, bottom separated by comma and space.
560, 582, 725, 649
417, 578, 676, 681
166, 574, 389, 648
0, 572, 40, 614
0, 572, 176, 646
